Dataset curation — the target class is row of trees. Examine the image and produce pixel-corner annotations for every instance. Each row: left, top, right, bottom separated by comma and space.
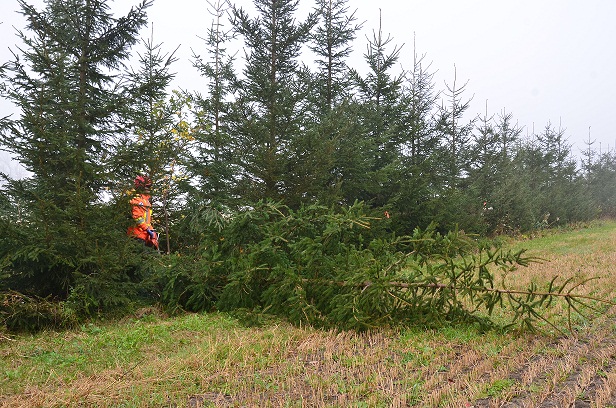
0, 0, 615, 330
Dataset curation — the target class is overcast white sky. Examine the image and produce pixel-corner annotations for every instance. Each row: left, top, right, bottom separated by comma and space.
1, 0, 616, 177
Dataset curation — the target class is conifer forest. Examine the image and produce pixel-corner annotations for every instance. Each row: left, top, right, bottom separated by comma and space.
1, 0, 615, 332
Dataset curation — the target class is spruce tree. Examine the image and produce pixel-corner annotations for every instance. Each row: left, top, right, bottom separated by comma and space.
120, 28, 183, 255
587, 151, 616, 216
391, 42, 442, 232
228, 0, 317, 206
465, 102, 499, 233
189, 0, 238, 207
429, 66, 475, 231
580, 128, 596, 179
0, 0, 151, 313
535, 123, 593, 224
303, 0, 367, 205
118, 26, 178, 184
474, 108, 523, 233
437, 65, 475, 189
350, 11, 404, 208
310, 0, 362, 113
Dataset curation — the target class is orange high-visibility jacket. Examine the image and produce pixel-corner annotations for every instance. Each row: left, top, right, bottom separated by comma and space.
127, 193, 153, 241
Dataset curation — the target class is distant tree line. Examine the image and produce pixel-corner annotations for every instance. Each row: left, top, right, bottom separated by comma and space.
0, 0, 614, 331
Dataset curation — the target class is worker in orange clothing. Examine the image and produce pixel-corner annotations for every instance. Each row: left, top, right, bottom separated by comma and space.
127, 175, 159, 250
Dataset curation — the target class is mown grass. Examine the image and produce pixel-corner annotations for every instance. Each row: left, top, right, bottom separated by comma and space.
3, 220, 616, 407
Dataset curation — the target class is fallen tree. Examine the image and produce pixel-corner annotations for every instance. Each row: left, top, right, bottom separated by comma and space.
155, 201, 612, 333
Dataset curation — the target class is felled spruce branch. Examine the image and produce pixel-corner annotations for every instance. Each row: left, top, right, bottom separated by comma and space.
300, 274, 612, 335
282, 237, 612, 333
175, 201, 613, 334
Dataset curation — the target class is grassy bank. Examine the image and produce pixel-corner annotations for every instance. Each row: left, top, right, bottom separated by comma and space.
3, 221, 616, 407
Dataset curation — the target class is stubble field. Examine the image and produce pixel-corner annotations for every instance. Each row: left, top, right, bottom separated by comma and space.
2, 221, 616, 407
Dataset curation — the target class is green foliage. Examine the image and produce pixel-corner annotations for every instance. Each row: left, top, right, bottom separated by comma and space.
151, 200, 600, 332
0, 0, 614, 334
0, 0, 154, 329
482, 378, 516, 398
585, 151, 616, 217
0, 291, 77, 333
310, 0, 362, 111
155, 248, 225, 313
228, 0, 320, 205
188, 0, 237, 206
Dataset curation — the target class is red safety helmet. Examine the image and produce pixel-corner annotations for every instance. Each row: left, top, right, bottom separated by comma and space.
134, 175, 152, 190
